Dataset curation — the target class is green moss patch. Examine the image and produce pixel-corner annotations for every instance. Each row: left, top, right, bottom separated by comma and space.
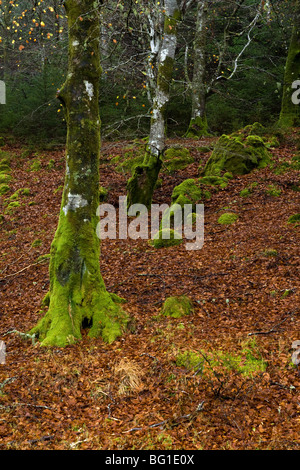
266, 184, 281, 197
149, 228, 183, 249
176, 338, 267, 377
198, 175, 229, 189
29, 159, 42, 172
185, 116, 210, 139
163, 147, 194, 173
0, 162, 10, 173
288, 213, 300, 224
161, 295, 194, 318
0, 183, 9, 195
240, 188, 252, 197
99, 186, 108, 202
31, 239, 43, 248
5, 201, 20, 214
0, 173, 11, 184
171, 175, 229, 212
113, 145, 194, 176
9, 188, 30, 201
218, 212, 239, 225
171, 179, 203, 208
261, 248, 278, 257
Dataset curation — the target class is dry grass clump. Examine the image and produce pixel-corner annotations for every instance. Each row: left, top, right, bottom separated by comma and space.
113, 357, 145, 396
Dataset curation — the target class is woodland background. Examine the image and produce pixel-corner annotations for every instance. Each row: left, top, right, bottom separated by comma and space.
0, 0, 300, 451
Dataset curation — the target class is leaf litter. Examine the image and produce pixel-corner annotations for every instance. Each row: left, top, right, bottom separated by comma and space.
0, 134, 299, 450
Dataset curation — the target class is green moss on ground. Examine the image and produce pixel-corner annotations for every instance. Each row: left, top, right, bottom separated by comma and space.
176, 339, 267, 377
198, 175, 228, 189
99, 186, 108, 202
240, 188, 251, 197
171, 174, 229, 211
5, 201, 20, 214
266, 184, 281, 197
10, 188, 30, 200
114, 145, 194, 176
0, 173, 11, 184
218, 212, 239, 225
0, 162, 10, 173
261, 248, 278, 257
171, 179, 203, 208
0, 184, 9, 195
29, 159, 42, 172
288, 213, 300, 224
161, 295, 194, 318
163, 147, 194, 173
149, 228, 183, 249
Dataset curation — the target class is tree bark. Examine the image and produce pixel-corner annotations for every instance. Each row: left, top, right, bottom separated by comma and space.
127, 0, 180, 209
278, 0, 300, 128
186, 0, 209, 138
30, 0, 128, 347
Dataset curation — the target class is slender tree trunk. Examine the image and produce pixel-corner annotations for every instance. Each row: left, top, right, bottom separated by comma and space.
127, 0, 181, 209
186, 0, 209, 138
30, 0, 128, 347
278, 0, 300, 128
145, 9, 164, 105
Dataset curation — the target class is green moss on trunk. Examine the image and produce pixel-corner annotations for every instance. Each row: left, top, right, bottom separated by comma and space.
29, 0, 128, 347
278, 0, 300, 128
186, 115, 210, 139
127, 1, 180, 207
126, 155, 162, 209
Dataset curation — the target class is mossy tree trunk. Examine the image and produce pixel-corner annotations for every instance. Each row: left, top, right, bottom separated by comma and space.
30, 0, 128, 347
278, 0, 300, 128
127, 0, 181, 209
186, 0, 209, 138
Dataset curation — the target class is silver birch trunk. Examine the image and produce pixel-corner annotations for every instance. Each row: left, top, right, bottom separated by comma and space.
148, 0, 180, 156
127, 0, 181, 209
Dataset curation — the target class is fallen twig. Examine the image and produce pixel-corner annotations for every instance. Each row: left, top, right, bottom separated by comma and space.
123, 401, 205, 433
0, 258, 48, 282
248, 309, 299, 337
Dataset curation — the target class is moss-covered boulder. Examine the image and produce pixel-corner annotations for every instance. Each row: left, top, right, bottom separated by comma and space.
149, 228, 183, 249
163, 147, 194, 173
171, 179, 203, 208
171, 174, 229, 211
202, 129, 271, 177
234, 122, 266, 137
114, 145, 194, 175
198, 175, 228, 189
161, 295, 194, 318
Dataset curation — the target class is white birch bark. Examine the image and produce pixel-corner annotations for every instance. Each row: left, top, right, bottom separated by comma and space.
148, 0, 180, 157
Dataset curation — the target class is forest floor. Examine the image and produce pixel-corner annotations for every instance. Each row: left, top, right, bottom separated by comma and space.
0, 130, 299, 451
